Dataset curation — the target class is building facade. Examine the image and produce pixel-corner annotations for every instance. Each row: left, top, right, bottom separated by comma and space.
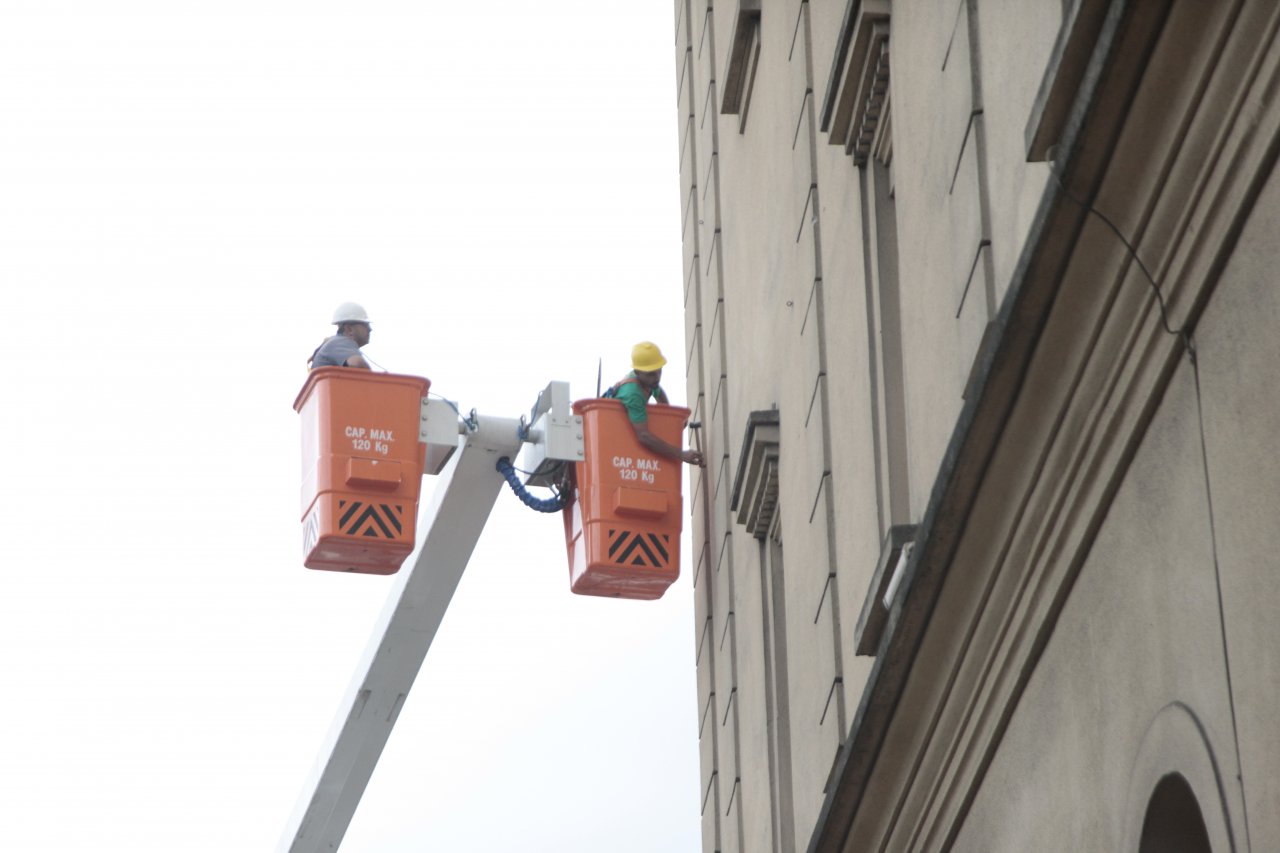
674, 0, 1280, 850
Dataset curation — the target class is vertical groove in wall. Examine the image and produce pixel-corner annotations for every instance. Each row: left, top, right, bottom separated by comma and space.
964, 0, 999, 318
797, 0, 848, 739
759, 533, 798, 853
700, 7, 748, 846
859, 165, 889, 537
681, 1, 723, 847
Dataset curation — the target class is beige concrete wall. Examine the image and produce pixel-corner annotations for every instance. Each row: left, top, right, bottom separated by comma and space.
888, 1, 1064, 520
970, 0, 1060, 303
676, 1, 1280, 851
805, 1, 889, 734
719, 2, 838, 841
1198, 166, 1280, 851
942, 102, 1280, 853
950, 360, 1240, 851
679, 0, 868, 847
677, 2, 1073, 851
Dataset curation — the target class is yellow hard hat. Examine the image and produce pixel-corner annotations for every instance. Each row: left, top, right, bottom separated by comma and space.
631, 341, 668, 372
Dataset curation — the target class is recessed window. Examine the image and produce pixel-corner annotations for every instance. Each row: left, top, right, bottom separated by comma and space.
721, 0, 761, 132
730, 410, 793, 849
1138, 773, 1212, 853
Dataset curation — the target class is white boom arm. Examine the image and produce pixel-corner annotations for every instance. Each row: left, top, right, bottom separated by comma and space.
279, 413, 525, 852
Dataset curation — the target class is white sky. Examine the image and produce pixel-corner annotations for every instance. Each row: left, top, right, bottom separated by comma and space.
0, 3, 701, 850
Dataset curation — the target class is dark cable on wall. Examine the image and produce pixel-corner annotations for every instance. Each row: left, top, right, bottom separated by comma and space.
1049, 162, 1252, 850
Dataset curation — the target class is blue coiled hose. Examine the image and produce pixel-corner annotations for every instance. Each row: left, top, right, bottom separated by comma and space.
496, 456, 569, 513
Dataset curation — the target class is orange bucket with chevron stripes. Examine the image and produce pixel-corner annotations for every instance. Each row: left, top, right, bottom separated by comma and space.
294, 368, 431, 574
563, 398, 689, 599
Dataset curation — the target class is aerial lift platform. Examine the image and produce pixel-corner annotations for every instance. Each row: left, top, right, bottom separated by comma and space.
281, 369, 689, 851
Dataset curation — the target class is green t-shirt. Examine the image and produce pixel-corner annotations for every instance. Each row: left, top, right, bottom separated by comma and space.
612, 373, 666, 424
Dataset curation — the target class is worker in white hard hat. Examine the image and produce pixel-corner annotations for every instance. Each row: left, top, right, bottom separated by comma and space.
604, 342, 704, 467
308, 302, 373, 370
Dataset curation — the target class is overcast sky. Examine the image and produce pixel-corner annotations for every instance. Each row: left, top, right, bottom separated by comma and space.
0, 3, 701, 850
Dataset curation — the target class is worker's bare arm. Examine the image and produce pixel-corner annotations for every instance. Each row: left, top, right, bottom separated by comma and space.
633, 419, 704, 467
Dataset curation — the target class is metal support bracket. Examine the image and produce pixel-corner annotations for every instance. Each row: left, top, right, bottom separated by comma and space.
518, 381, 584, 487
419, 397, 462, 475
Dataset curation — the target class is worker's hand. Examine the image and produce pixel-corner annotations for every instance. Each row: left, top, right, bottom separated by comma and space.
682, 449, 705, 467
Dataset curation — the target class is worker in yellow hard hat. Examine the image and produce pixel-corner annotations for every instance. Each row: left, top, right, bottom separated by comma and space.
308, 302, 373, 370
604, 342, 705, 467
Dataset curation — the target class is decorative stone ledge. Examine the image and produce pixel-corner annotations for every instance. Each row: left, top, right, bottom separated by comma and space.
730, 409, 780, 538
853, 524, 917, 656
820, 0, 891, 165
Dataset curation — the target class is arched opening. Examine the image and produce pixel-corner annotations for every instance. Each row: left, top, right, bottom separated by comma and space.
1138, 773, 1213, 853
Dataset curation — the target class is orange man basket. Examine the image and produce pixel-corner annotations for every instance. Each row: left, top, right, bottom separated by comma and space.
294, 368, 431, 575
562, 398, 689, 599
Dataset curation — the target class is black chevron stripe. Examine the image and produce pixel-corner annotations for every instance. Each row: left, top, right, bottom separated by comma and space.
632, 535, 659, 566
615, 532, 660, 567
615, 533, 642, 564
344, 504, 394, 538
380, 504, 403, 534
339, 500, 362, 529
647, 533, 670, 563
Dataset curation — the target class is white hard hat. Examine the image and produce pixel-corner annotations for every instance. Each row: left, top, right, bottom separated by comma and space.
332, 301, 371, 325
